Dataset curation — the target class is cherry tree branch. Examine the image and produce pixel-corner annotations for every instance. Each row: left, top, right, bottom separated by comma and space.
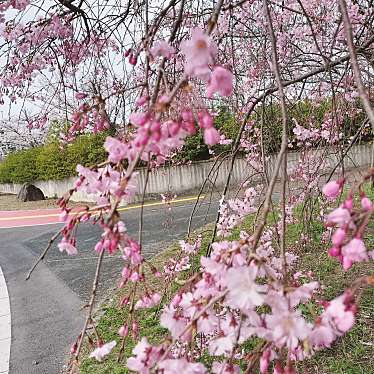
338, 0, 374, 133
25, 230, 62, 280
72, 249, 105, 364
262, 0, 288, 275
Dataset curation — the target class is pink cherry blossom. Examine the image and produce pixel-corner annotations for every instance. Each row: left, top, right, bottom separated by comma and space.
224, 265, 266, 312
94, 241, 104, 253
104, 136, 127, 163
332, 228, 346, 246
129, 112, 148, 127
219, 134, 232, 145
325, 207, 352, 227
136, 96, 148, 107
89, 340, 116, 362
265, 303, 311, 350
288, 281, 319, 307
118, 324, 128, 337
160, 304, 190, 341
196, 309, 218, 334
361, 196, 373, 211
180, 27, 217, 78
323, 293, 356, 333
179, 239, 200, 254
206, 67, 233, 98
126, 337, 161, 372
134, 292, 161, 310
10, 0, 29, 10
200, 255, 225, 277
212, 362, 240, 374
309, 322, 335, 348
59, 209, 69, 222
204, 127, 220, 146
208, 313, 239, 356
158, 358, 206, 374
322, 180, 342, 198
58, 238, 77, 255
328, 246, 341, 257
150, 40, 175, 59
341, 238, 368, 270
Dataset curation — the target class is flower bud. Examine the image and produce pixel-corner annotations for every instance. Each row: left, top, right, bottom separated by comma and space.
118, 324, 128, 338
322, 180, 342, 198
342, 257, 352, 271
129, 55, 137, 65
332, 228, 346, 246
171, 293, 182, 307
361, 196, 373, 211
70, 342, 77, 355
260, 349, 270, 374
136, 95, 148, 107
328, 246, 340, 257
121, 266, 130, 280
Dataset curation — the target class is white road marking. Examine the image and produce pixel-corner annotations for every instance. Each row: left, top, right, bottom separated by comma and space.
0, 266, 10, 374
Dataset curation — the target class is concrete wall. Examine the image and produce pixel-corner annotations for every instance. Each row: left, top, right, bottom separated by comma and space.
0, 143, 371, 203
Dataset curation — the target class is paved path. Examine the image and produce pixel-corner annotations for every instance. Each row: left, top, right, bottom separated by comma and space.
0, 196, 208, 228
0, 196, 218, 373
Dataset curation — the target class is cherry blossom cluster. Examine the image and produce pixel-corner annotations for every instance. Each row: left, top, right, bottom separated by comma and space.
163, 237, 202, 281
323, 177, 374, 270
123, 232, 362, 373
217, 186, 259, 237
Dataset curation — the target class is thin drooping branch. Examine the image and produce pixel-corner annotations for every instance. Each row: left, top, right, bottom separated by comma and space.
338, 0, 374, 133
25, 229, 62, 280
151, 0, 185, 104
187, 151, 230, 238
326, 118, 369, 182
138, 163, 151, 245
72, 249, 105, 365
263, 0, 288, 274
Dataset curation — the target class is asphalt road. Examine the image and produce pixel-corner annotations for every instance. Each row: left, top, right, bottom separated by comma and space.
0, 197, 218, 374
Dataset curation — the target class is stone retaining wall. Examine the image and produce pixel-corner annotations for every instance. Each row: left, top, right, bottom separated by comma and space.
0, 144, 371, 203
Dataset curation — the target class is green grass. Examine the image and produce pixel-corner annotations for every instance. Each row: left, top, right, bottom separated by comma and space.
297, 247, 374, 373
79, 227, 214, 373
79, 188, 374, 374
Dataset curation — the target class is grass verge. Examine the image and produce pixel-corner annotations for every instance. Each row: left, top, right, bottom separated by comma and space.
79, 191, 374, 374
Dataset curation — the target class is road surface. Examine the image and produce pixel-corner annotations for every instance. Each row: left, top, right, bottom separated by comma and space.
0, 196, 218, 373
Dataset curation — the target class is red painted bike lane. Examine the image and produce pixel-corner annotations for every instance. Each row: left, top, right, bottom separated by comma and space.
0, 195, 204, 229
0, 208, 64, 228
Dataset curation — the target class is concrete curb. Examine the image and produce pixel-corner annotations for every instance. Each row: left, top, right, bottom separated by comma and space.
0, 266, 10, 374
